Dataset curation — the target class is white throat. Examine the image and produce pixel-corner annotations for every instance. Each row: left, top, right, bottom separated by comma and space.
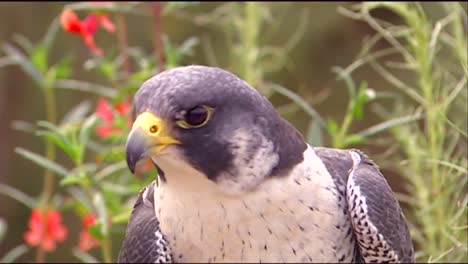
152, 145, 355, 263
151, 149, 221, 196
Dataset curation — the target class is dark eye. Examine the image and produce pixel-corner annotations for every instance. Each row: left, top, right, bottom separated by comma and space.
176, 105, 214, 129
185, 106, 208, 126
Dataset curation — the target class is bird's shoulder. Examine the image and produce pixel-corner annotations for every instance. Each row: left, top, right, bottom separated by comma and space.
313, 147, 414, 263
312, 147, 354, 189
118, 181, 172, 263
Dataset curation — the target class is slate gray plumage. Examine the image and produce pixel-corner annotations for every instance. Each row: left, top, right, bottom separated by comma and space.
118, 181, 172, 263
315, 148, 414, 263
118, 65, 415, 263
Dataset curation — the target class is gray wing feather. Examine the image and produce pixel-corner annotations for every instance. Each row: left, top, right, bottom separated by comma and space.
314, 147, 415, 263
347, 150, 414, 263
118, 181, 172, 263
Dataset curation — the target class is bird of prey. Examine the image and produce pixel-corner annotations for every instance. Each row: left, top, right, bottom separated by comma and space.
118, 65, 414, 263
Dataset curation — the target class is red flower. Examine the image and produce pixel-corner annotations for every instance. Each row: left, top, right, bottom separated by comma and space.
24, 209, 67, 252
95, 97, 132, 139
79, 213, 100, 251
97, 13, 115, 33
60, 7, 115, 56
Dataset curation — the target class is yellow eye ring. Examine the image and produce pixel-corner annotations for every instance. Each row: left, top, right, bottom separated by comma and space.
176, 105, 214, 129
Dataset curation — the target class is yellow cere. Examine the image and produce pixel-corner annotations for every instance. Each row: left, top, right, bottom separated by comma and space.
132, 111, 181, 148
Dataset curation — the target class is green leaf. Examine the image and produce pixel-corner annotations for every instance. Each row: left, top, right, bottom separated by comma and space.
93, 193, 108, 236
350, 101, 363, 121
327, 119, 339, 135
0, 183, 36, 209
65, 2, 144, 15
269, 82, 328, 131
36, 120, 61, 133
88, 224, 104, 241
2, 43, 43, 86
118, 84, 141, 101
332, 66, 356, 98
54, 79, 118, 98
12, 34, 33, 54
72, 248, 99, 263
350, 82, 370, 121
70, 163, 98, 176
0, 244, 29, 263
15, 147, 69, 177
96, 161, 128, 181
80, 115, 98, 148
60, 175, 83, 186
36, 131, 77, 162
98, 60, 116, 79
67, 187, 92, 212
111, 210, 131, 224
363, 2, 410, 18
42, 17, 60, 55
44, 66, 58, 89
61, 101, 92, 125
31, 45, 47, 74
344, 134, 365, 146
164, 1, 200, 13
0, 218, 6, 243
178, 36, 200, 56
357, 112, 424, 138
55, 57, 72, 80
11, 120, 36, 134
73, 114, 99, 165
102, 182, 134, 195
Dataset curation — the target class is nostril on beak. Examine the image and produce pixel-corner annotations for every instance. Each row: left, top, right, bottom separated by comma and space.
149, 125, 158, 134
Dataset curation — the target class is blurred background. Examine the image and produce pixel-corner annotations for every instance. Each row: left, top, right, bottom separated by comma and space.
0, 2, 466, 263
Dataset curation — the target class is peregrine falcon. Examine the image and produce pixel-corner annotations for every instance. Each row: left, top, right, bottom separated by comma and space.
118, 65, 415, 263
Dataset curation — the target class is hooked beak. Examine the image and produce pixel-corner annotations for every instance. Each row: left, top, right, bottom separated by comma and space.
125, 112, 180, 173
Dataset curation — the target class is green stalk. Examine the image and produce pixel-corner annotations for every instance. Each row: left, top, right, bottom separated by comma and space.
93, 188, 112, 263
399, 3, 459, 259
333, 105, 354, 149
343, 2, 466, 261
101, 233, 112, 263
41, 88, 57, 205
446, 2, 467, 68
408, 4, 447, 257
408, 7, 437, 255
36, 85, 57, 263
239, 2, 261, 85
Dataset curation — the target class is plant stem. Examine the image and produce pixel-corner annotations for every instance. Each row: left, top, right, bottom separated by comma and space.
153, 2, 164, 71
82, 181, 113, 263
101, 233, 112, 263
36, 86, 57, 263
333, 96, 355, 149
337, 112, 353, 149
76, 148, 113, 263
116, 12, 130, 81
240, 2, 261, 85
406, 4, 446, 256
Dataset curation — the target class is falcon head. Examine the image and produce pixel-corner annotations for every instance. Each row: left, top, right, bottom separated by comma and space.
125, 65, 306, 195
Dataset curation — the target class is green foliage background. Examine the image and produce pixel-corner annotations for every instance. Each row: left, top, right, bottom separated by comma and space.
0, 2, 466, 263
